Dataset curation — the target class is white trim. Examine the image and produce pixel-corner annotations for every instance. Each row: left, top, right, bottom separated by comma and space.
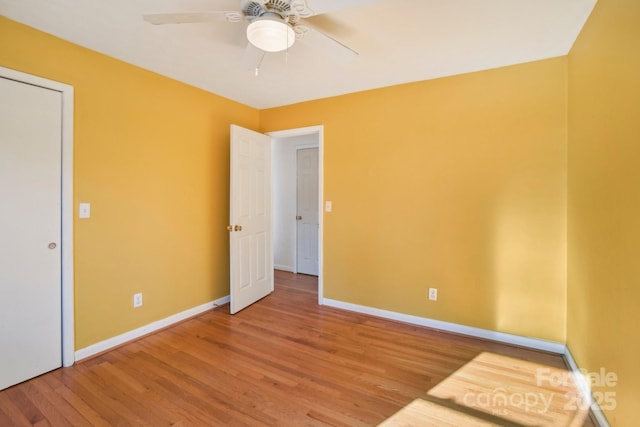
318, 129, 324, 304
295, 143, 319, 150
275, 264, 295, 273
267, 126, 324, 304
75, 295, 230, 362
0, 66, 75, 367
60, 77, 74, 368
564, 348, 611, 427
323, 298, 608, 425
323, 298, 567, 354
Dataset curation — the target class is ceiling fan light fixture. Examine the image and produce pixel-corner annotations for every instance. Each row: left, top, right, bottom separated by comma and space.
246, 13, 295, 53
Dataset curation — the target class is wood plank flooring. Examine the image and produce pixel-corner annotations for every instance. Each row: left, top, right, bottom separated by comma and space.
0, 270, 597, 426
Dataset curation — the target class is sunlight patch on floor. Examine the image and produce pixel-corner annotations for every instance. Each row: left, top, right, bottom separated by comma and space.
380, 352, 590, 426
379, 398, 502, 427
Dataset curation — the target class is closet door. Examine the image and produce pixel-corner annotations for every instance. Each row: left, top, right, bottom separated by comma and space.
0, 76, 63, 390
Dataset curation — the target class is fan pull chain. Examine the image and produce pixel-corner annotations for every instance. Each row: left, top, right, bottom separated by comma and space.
255, 50, 266, 77
285, 20, 290, 64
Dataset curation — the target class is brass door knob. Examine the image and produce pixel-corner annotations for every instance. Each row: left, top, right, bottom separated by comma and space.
234, 225, 243, 232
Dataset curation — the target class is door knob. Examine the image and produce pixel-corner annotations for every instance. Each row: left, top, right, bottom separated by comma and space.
296, 216, 302, 220
48, 242, 57, 249
227, 225, 233, 232
234, 225, 243, 232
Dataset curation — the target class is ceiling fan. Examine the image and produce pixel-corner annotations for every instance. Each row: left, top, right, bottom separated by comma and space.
143, 0, 367, 69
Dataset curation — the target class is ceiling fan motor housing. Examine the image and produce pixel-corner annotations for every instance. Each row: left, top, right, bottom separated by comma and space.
246, 0, 291, 20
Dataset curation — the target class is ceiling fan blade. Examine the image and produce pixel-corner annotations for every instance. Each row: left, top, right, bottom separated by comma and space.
304, 0, 382, 16
143, 11, 241, 25
297, 21, 358, 57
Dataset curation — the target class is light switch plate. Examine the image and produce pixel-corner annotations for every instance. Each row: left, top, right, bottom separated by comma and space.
325, 201, 332, 212
79, 202, 91, 219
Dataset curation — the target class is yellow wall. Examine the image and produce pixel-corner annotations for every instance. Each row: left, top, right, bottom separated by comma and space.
567, 0, 640, 425
4, 4, 638, 423
262, 58, 568, 342
9, 6, 639, 423
0, 17, 259, 348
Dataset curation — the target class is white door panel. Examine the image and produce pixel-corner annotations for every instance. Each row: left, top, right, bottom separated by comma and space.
296, 148, 319, 275
0, 77, 63, 390
230, 125, 273, 314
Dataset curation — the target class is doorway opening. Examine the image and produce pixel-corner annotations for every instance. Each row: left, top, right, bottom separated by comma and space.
269, 126, 324, 304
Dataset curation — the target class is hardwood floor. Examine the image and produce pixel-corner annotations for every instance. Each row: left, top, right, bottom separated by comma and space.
0, 270, 597, 426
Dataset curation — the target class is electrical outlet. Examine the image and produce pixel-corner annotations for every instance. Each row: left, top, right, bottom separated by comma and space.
133, 293, 143, 308
428, 288, 438, 301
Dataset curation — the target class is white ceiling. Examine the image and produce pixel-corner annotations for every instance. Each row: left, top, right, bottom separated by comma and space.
0, 0, 596, 109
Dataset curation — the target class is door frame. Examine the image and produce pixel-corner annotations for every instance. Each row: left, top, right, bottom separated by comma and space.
268, 126, 324, 305
0, 66, 75, 367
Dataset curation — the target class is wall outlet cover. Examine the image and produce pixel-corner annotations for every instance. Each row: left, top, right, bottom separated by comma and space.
133, 293, 143, 308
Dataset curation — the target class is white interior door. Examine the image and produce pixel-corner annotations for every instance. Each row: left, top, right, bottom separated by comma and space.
296, 148, 319, 276
0, 77, 63, 390
229, 125, 273, 314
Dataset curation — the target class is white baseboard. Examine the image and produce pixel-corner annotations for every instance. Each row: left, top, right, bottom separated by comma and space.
74, 295, 230, 362
274, 264, 295, 273
73, 293, 608, 426
322, 298, 566, 354
323, 298, 614, 425
563, 348, 611, 427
